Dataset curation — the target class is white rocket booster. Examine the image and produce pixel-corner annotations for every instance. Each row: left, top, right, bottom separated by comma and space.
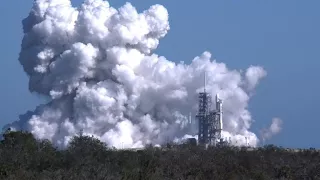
215, 93, 223, 130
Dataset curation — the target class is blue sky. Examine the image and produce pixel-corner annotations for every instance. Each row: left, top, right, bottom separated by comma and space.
1, 0, 319, 148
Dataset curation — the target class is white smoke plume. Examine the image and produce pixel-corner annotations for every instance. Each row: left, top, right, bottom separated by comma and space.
260, 118, 283, 144
4, 0, 279, 148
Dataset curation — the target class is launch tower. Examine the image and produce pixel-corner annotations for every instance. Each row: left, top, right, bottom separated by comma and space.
196, 72, 223, 146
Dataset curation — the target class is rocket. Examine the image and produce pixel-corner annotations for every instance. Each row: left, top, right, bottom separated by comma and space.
215, 93, 223, 130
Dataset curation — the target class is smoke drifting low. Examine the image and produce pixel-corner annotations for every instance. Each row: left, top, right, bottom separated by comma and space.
5, 0, 282, 148
261, 118, 283, 143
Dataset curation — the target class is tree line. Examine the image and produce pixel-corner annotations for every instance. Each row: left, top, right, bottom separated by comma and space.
0, 130, 319, 179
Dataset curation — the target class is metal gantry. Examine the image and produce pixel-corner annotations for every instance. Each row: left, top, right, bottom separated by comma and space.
196, 72, 223, 147
196, 91, 212, 145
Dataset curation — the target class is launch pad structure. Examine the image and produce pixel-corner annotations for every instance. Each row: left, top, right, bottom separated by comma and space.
196, 72, 225, 147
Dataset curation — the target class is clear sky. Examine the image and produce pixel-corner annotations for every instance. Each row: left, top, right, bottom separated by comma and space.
1, 0, 319, 148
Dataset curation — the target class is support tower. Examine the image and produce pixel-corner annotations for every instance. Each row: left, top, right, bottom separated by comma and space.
196, 72, 223, 146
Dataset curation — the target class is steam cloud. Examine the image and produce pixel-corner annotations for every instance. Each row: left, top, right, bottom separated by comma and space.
260, 118, 283, 143
4, 0, 281, 148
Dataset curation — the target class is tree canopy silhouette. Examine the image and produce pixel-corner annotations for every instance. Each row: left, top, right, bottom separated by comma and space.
0, 130, 319, 179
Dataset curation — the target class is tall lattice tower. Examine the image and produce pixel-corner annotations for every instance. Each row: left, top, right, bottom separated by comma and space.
196, 72, 213, 145
196, 72, 223, 146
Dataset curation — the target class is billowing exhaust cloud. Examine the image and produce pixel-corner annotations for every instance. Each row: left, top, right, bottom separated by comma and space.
260, 117, 283, 144
4, 0, 281, 148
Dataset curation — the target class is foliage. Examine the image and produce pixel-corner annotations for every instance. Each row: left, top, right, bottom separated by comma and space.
0, 131, 320, 179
